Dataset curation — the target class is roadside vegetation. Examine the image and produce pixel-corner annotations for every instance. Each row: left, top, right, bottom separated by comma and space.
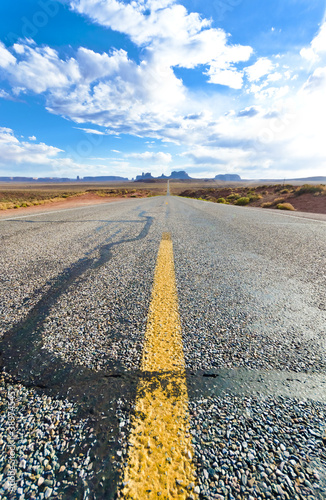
0, 190, 84, 210
0, 182, 167, 210
1, 181, 325, 214
178, 183, 326, 214
276, 203, 296, 211
295, 184, 326, 196
90, 188, 154, 198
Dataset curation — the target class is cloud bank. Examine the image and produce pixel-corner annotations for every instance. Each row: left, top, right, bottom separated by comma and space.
0, 2, 326, 178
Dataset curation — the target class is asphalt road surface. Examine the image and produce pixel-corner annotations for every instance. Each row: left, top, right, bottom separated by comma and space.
0, 195, 326, 500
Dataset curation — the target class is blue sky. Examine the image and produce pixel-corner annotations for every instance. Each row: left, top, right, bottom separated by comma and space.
0, 0, 326, 179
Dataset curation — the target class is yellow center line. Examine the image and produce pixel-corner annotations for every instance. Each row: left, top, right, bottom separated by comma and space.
120, 233, 197, 499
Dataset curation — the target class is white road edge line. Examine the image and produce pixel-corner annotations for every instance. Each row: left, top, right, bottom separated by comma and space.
246, 206, 326, 224
0, 199, 131, 222
185, 197, 326, 225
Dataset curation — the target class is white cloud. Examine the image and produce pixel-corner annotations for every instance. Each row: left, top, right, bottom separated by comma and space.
76, 47, 131, 82
0, 126, 121, 178
0, 89, 12, 100
267, 72, 282, 82
0, 127, 63, 166
303, 66, 326, 93
245, 58, 274, 82
207, 43, 252, 89
74, 127, 106, 135
176, 30, 326, 179
69, 0, 210, 46
0, 0, 253, 147
311, 22, 326, 54
0, 43, 80, 93
13, 43, 25, 55
181, 146, 251, 168
69, 0, 252, 86
127, 151, 172, 163
206, 67, 244, 89
0, 41, 186, 137
0, 42, 16, 68
255, 85, 290, 100
300, 47, 316, 62
244, 57, 292, 100
28, 135, 37, 141
1, 4, 326, 180
301, 22, 326, 61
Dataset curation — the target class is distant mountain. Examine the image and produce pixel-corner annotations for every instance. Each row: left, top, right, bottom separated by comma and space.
250, 176, 326, 183
1, 173, 324, 184
291, 176, 326, 182
0, 176, 128, 182
137, 171, 192, 181
215, 175, 326, 183
169, 171, 191, 179
215, 174, 242, 181
135, 172, 154, 181
82, 176, 128, 181
0, 176, 73, 182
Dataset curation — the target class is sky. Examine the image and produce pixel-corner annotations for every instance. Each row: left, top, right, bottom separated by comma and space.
0, 0, 326, 180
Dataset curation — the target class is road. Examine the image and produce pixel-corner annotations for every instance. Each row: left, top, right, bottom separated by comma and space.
0, 195, 326, 500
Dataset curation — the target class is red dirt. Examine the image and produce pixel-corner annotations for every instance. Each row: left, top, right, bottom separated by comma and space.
179, 185, 326, 215
0, 192, 125, 217
287, 193, 326, 214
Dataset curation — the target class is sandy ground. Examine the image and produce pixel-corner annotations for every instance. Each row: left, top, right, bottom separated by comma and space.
288, 193, 326, 214
249, 190, 326, 214
0, 192, 126, 218
179, 184, 326, 217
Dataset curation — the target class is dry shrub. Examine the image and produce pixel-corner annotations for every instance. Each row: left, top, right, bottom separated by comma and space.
273, 197, 285, 205
295, 184, 326, 196
249, 194, 263, 202
276, 203, 296, 211
227, 193, 240, 200
235, 197, 250, 206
